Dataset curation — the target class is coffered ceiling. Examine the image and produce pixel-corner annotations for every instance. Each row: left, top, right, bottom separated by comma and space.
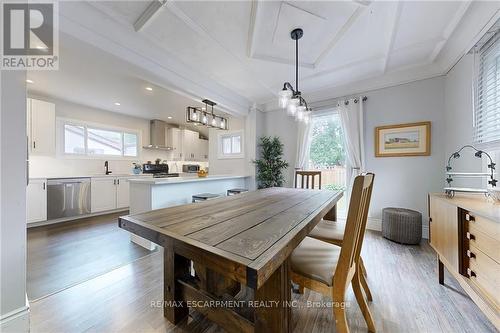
56, 1, 499, 114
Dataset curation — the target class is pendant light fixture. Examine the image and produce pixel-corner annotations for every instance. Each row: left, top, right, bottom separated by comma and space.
186, 99, 229, 130
279, 28, 311, 123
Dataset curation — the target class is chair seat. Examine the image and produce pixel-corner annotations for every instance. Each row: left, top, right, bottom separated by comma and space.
291, 237, 341, 286
192, 193, 220, 200
308, 220, 346, 245
227, 188, 248, 195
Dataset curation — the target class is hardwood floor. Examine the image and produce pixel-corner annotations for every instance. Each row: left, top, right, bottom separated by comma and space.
29, 227, 497, 332
27, 212, 153, 300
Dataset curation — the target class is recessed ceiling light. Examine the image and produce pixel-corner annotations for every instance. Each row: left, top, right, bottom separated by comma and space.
114, 102, 121, 106
26, 79, 34, 84
167, 116, 172, 119
145, 87, 153, 91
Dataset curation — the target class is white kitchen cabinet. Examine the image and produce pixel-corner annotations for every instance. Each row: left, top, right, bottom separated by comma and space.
167, 128, 183, 160
27, 179, 47, 223
91, 177, 117, 213
198, 138, 209, 161
183, 129, 199, 161
116, 177, 130, 209
27, 98, 55, 155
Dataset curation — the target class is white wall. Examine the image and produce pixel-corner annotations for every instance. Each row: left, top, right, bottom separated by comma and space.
364, 77, 446, 226
28, 95, 207, 177
1, 71, 30, 332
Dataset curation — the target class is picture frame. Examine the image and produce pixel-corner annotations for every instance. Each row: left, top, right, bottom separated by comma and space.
375, 121, 431, 157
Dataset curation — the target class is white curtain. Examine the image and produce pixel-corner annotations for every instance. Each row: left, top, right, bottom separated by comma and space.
338, 98, 365, 199
295, 121, 312, 170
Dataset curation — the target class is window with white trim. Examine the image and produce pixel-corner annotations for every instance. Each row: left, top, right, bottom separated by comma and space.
218, 130, 244, 159
62, 120, 139, 158
474, 22, 500, 147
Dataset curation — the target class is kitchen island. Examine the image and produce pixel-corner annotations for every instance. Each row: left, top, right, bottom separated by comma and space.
128, 174, 250, 249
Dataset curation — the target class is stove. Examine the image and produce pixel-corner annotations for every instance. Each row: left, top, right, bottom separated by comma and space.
153, 173, 180, 178
143, 163, 179, 178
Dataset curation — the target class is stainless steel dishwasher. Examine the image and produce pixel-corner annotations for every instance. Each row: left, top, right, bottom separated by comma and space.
47, 178, 91, 220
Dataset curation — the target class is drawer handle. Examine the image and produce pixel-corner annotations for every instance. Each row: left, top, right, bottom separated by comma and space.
466, 250, 476, 259
467, 268, 476, 278
465, 213, 475, 222
466, 232, 475, 240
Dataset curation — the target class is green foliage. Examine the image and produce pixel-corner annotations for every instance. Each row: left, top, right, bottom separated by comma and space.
253, 136, 289, 189
324, 184, 346, 191
309, 116, 345, 168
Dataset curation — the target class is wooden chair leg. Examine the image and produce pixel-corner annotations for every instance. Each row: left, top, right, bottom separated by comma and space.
352, 271, 376, 332
297, 284, 304, 294
359, 270, 373, 302
332, 289, 349, 333
360, 257, 368, 278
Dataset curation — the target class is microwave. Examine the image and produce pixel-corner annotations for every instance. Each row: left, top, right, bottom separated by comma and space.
183, 164, 200, 173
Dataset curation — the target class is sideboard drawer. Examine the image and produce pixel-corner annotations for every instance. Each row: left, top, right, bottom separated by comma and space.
468, 244, 500, 309
466, 213, 500, 241
468, 224, 500, 263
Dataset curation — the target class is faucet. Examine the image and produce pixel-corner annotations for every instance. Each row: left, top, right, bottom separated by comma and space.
104, 161, 112, 175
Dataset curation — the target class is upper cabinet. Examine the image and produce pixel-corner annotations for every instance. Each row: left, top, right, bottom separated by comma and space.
27, 98, 55, 155
167, 128, 208, 161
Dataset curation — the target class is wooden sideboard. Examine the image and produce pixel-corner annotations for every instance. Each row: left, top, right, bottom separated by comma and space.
428, 193, 500, 329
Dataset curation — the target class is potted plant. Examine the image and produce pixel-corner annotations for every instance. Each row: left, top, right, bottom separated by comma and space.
254, 136, 289, 189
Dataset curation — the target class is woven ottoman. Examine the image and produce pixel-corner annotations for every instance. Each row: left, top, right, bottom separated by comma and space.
382, 207, 422, 244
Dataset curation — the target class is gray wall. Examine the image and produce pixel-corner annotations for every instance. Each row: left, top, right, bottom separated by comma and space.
1, 71, 29, 331
364, 77, 446, 220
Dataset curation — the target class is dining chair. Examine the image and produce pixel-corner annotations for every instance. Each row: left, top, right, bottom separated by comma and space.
291, 173, 376, 333
295, 170, 322, 189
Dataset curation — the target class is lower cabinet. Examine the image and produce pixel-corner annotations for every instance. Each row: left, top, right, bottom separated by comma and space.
27, 179, 47, 223
91, 176, 136, 213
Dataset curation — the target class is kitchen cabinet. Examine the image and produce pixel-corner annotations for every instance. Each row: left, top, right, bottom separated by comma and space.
27, 179, 47, 223
167, 128, 183, 160
91, 177, 117, 213
116, 177, 130, 209
197, 138, 209, 161
27, 98, 55, 155
183, 129, 199, 161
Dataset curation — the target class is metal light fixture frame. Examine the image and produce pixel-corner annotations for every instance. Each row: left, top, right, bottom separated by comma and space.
186, 99, 229, 130
280, 28, 311, 115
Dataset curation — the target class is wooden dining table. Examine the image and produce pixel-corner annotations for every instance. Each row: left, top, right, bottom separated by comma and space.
119, 187, 343, 332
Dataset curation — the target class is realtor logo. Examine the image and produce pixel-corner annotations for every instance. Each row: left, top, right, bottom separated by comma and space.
1, 2, 59, 70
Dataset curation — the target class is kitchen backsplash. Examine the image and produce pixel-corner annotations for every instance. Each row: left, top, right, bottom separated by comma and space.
29, 153, 208, 178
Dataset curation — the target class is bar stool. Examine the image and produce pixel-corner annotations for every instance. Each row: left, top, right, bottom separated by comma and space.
192, 193, 220, 203
226, 188, 248, 196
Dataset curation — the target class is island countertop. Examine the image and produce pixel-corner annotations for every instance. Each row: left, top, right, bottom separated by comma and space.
128, 174, 250, 185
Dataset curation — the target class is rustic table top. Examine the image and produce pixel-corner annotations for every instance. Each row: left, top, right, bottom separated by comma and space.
119, 187, 343, 288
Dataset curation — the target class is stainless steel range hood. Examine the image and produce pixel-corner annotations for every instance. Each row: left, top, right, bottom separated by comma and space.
143, 119, 173, 150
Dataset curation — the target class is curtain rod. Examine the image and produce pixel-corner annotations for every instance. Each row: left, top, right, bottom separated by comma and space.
310, 95, 367, 111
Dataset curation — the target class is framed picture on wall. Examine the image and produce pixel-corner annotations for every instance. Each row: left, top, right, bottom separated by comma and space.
375, 121, 431, 157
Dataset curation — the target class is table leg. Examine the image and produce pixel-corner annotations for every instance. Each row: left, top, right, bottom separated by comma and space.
254, 259, 291, 333
323, 204, 337, 222
164, 243, 190, 324
438, 257, 444, 285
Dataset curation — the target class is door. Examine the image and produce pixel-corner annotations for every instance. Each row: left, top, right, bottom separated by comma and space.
27, 179, 47, 223
429, 196, 459, 271
30, 98, 55, 155
91, 177, 117, 213
116, 177, 130, 209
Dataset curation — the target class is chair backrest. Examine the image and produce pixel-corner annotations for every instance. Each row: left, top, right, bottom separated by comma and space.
295, 170, 322, 189
334, 173, 375, 284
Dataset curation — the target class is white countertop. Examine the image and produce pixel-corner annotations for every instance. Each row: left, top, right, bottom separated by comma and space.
29, 173, 153, 180
129, 174, 250, 185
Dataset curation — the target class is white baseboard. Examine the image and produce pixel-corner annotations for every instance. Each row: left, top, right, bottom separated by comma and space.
366, 218, 429, 239
0, 304, 29, 333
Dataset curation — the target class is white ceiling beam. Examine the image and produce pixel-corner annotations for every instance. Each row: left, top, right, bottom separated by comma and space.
428, 1, 472, 64
382, 1, 403, 73
314, 5, 365, 67
247, 0, 258, 58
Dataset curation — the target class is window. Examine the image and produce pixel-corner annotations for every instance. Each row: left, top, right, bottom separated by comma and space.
218, 130, 244, 159
474, 23, 500, 147
307, 112, 347, 216
61, 120, 139, 158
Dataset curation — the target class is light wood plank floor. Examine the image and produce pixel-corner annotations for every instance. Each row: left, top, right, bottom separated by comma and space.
29, 219, 497, 332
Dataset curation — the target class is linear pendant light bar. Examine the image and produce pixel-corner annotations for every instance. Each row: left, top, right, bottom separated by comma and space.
186, 99, 228, 130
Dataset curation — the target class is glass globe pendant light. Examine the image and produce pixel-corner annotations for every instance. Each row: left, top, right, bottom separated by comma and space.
278, 28, 312, 122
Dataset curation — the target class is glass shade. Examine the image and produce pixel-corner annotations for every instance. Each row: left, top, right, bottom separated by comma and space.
295, 105, 306, 121
220, 118, 226, 129
202, 113, 208, 125
303, 110, 311, 124
211, 115, 218, 127
286, 98, 299, 116
192, 110, 198, 121
279, 89, 292, 109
